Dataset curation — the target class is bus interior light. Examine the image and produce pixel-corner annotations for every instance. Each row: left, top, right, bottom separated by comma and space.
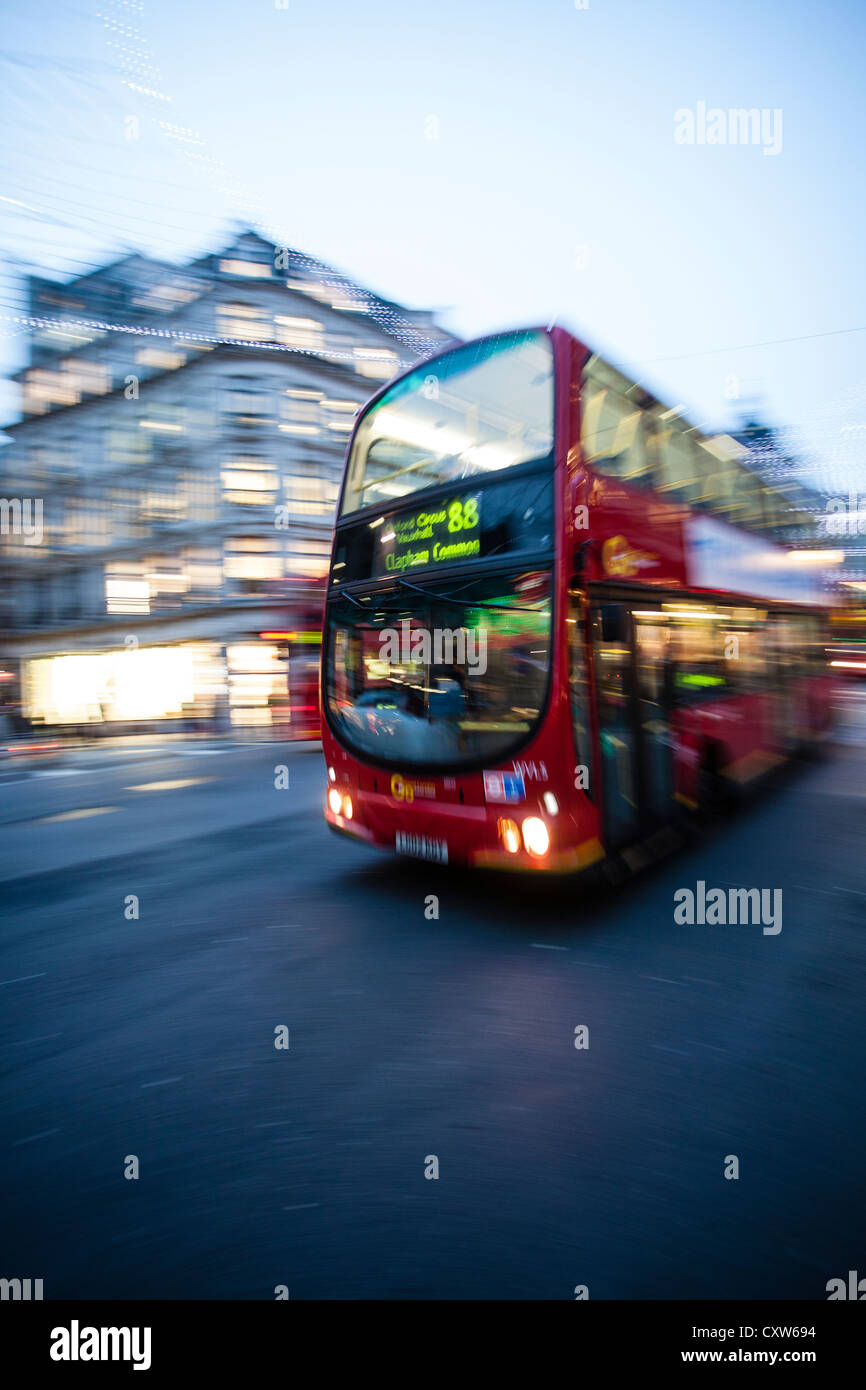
522, 816, 550, 857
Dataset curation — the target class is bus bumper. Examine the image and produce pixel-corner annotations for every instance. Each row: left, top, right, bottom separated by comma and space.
324, 802, 604, 874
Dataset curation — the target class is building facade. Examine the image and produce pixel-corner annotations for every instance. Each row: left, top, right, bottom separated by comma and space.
0, 231, 451, 734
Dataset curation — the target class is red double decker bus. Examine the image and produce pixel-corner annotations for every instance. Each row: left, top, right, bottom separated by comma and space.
321, 327, 831, 872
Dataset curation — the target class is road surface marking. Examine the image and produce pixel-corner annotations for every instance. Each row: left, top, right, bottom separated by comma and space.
644, 976, 687, 985
282, 1203, 320, 1211
13, 1128, 61, 1146
126, 777, 214, 792
32, 806, 118, 824
531, 943, 568, 951
0, 972, 47, 986
15, 1032, 63, 1045
140, 1076, 183, 1088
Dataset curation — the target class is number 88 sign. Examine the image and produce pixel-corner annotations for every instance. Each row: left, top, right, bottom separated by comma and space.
447, 496, 480, 533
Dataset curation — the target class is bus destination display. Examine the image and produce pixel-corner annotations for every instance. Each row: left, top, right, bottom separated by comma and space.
377, 493, 482, 575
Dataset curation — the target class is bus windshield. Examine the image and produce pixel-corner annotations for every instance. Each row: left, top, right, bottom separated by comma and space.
340, 330, 554, 518
324, 568, 552, 771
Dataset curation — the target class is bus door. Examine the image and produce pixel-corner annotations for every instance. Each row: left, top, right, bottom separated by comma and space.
633, 613, 678, 824
592, 601, 677, 850
592, 601, 640, 847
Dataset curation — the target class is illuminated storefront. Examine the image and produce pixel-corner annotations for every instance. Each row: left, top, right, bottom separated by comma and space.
23, 644, 227, 726
21, 639, 299, 731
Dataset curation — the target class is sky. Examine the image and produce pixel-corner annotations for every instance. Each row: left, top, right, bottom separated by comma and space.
1, 0, 865, 492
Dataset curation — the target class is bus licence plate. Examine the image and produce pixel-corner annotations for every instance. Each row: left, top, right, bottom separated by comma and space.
395, 831, 448, 864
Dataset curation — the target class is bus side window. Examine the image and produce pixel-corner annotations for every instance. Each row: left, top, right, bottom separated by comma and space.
671, 613, 728, 701
722, 609, 766, 694
696, 439, 738, 518
651, 424, 703, 507
581, 376, 651, 488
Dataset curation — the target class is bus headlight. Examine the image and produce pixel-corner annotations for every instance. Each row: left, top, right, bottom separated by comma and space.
522, 816, 550, 857
327, 787, 342, 815
498, 817, 521, 854
327, 766, 336, 783
342, 794, 354, 820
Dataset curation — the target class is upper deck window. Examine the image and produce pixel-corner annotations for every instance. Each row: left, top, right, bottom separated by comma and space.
340, 330, 554, 518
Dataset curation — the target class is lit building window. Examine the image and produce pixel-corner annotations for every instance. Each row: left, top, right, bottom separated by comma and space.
322, 398, 360, 432
285, 277, 330, 302
224, 538, 281, 581
221, 461, 279, 505
329, 294, 366, 312
226, 643, 286, 728
136, 348, 187, 370
23, 643, 223, 725
282, 475, 335, 517
274, 316, 325, 351
353, 347, 400, 379
219, 259, 272, 278
140, 487, 187, 522
23, 371, 81, 413
279, 387, 325, 435
22, 359, 112, 414
217, 303, 272, 341
132, 282, 201, 311
106, 573, 150, 615
139, 418, 184, 433
146, 567, 189, 597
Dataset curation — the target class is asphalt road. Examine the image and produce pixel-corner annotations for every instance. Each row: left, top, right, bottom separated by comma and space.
1, 702, 865, 1300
